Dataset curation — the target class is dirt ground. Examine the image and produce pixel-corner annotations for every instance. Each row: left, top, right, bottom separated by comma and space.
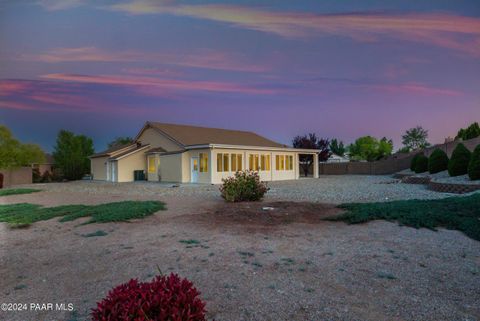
1, 187, 479, 321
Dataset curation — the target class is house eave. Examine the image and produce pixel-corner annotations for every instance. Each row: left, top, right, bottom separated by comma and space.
185, 143, 320, 153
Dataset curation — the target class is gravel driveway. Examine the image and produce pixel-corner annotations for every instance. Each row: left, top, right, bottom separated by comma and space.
1, 177, 479, 321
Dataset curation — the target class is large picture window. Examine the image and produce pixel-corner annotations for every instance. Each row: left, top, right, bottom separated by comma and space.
231, 153, 242, 172
276, 154, 293, 171
260, 154, 271, 171
217, 153, 239, 172
199, 153, 208, 172
249, 154, 260, 171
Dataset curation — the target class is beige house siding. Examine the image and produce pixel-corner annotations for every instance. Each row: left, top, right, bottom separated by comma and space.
91, 156, 108, 180
116, 151, 146, 183
137, 127, 183, 152
159, 153, 184, 182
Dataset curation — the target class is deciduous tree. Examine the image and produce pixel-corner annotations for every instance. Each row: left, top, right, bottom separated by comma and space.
53, 130, 94, 180
0, 125, 45, 169
292, 133, 330, 176
401, 126, 430, 151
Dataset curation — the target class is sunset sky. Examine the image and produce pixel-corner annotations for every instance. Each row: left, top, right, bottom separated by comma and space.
1, 0, 479, 152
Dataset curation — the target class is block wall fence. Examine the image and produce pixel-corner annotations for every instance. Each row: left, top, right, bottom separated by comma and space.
319, 136, 480, 175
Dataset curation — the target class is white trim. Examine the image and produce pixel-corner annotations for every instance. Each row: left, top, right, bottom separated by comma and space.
110, 144, 151, 160
89, 143, 137, 159
185, 143, 320, 153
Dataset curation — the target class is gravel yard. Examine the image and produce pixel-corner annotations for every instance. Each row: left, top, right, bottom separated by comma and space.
1, 177, 479, 321
17, 174, 454, 205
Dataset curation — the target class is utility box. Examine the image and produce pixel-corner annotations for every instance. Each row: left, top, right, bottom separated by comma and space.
133, 170, 146, 181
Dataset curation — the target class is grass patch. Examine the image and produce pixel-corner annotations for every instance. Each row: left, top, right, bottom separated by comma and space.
0, 201, 166, 228
82, 230, 108, 237
327, 193, 480, 241
0, 188, 41, 197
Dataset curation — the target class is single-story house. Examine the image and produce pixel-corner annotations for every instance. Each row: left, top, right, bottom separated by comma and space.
90, 122, 320, 184
326, 153, 350, 163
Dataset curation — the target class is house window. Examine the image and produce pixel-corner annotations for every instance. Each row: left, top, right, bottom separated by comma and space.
148, 156, 156, 173
237, 154, 243, 171
249, 154, 260, 171
230, 153, 243, 172
276, 155, 290, 171
286, 155, 293, 170
231, 154, 237, 172
199, 153, 208, 172
260, 154, 270, 171
216, 153, 231, 172
223, 153, 229, 171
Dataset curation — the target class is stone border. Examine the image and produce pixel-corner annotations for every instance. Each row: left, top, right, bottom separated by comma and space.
392, 173, 411, 179
428, 181, 480, 194
401, 176, 431, 185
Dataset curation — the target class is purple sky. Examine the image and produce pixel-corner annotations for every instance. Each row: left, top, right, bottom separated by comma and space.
1, 0, 479, 152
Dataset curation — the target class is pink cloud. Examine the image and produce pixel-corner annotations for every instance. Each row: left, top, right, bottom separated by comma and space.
41, 73, 275, 95
21, 47, 268, 72
0, 80, 32, 96
107, 2, 480, 57
361, 82, 463, 97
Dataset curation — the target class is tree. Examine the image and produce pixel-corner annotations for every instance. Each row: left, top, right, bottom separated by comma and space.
448, 143, 471, 177
401, 126, 430, 151
378, 137, 394, 158
0, 125, 45, 169
428, 149, 449, 174
348, 136, 393, 162
107, 136, 133, 148
456, 122, 480, 140
468, 144, 480, 180
53, 130, 94, 180
292, 133, 330, 176
329, 138, 345, 156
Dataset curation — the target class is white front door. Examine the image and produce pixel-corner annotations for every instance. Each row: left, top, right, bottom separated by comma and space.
106, 162, 110, 181
191, 157, 199, 183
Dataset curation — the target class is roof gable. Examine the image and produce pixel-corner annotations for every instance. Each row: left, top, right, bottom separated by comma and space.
146, 122, 286, 148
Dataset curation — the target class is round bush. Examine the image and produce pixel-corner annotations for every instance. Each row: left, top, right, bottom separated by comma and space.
91, 273, 206, 321
428, 149, 449, 174
448, 143, 471, 177
414, 155, 428, 173
410, 154, 421, 171
468, 144, 480, 180
220, 170, 268, 202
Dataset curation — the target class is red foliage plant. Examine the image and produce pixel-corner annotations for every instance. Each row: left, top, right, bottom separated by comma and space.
91, 273, 207, 321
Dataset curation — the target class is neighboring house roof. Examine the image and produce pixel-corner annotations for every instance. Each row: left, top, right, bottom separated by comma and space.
90, 143, 138, 158
143, 122, 287, 148
32, 153, 55, 165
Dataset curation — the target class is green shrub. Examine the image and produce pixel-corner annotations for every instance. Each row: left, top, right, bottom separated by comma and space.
428, 149, 449, 174
220, 171, 268, 202
414, 155, 428, 173
468, 144, 480, 180
410, 154, 421, 171
448, 143, 471, 176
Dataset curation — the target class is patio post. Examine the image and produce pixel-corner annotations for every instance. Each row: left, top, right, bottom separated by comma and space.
313, 153, 319, 178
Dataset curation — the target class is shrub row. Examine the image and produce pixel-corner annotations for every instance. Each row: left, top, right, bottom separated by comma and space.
410, 143, 480, 180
